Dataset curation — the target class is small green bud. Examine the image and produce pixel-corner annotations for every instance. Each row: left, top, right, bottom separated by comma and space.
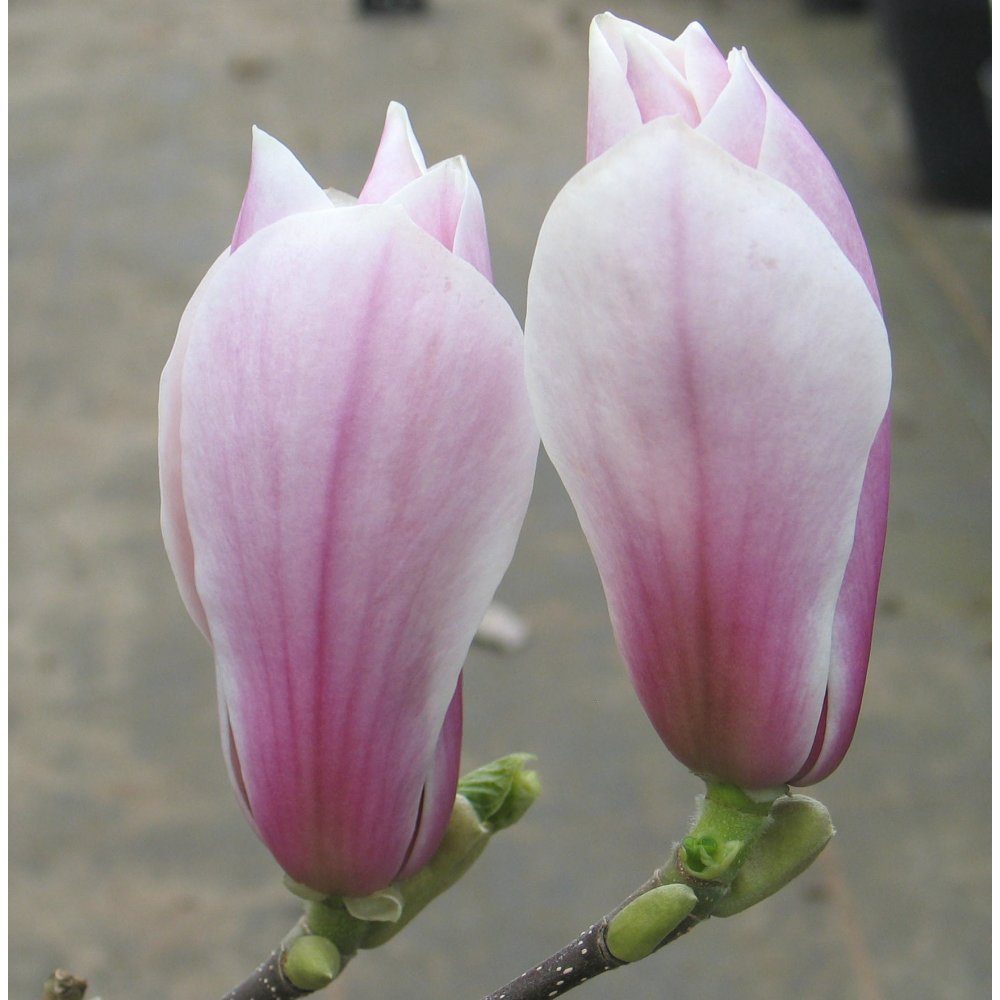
606, 884, 698, 962
283, 935, 341, 991
712, 794, 834, 917
457, 753, 539, 828
489, 765, 541, 830
679, 834, 743, 880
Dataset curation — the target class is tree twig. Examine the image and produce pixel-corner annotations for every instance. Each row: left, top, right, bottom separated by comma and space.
42, 970, 88, 1000
480, 864, 705, 1000
219, 949, 312, 1000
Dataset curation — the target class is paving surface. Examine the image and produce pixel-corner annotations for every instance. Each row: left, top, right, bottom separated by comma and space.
10, 1, 990, 998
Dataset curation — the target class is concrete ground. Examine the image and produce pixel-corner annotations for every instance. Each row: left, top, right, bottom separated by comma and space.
10, 1, 990, 998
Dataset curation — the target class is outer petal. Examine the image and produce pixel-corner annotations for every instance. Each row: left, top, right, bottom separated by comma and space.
525, 118, 890, 789
162, 129, 337, 636
158, 249, 228, 639
795, 414, 890, 784
231, 127, 332, 251
742, 52, 879, 304
398, 675, 464, 880
180, 205, 537, 894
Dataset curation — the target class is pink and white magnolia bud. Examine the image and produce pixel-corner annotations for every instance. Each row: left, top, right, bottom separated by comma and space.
159, 103, 538, 895
525, 15, 891, 789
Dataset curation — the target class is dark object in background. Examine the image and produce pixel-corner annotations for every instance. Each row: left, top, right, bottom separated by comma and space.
359, 0, 426, 13
802, 0, 869, 12
878, 0, 991, 206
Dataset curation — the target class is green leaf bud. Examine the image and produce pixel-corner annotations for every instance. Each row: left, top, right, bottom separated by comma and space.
283, 935, 341, 991
606, 884, 698, 962
679, 834, 743, 880
712, 794, 834, 917
457, 753, 539, 828
488, 765, 541, 831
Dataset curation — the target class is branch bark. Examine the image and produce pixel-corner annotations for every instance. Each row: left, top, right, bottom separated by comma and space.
480, 868, 705, 1000
219, 949, 311, 1000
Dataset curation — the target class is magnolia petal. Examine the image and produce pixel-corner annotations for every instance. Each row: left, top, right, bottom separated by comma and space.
324, 186, 359, 209
628, 19, 686, 75
180, 205, 536, 893
385, 157, 493, 280
588, 14, 644, 162
742, 52, 879, 304
621, 30, 700, 127
398, 677, 464, 880
358, 101, 428, 205
158, 250, 230, 639
795, 414, 890, 784
674, 22, 732, 116
525, 118, 890, 788
231, 128, 332, 252
588, 16, 733, 159
696, 49, 767, 168
217, 676, 261, 835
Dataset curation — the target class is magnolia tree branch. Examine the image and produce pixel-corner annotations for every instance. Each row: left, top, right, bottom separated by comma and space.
216, 859, 704, 1000
481, 863, 708, 1000
482, 919, 626, 1000
214, 863, 699, 1000
219, 950, 311, 1000
481, 903, 701, 1000
42, 786, 832, 1000
212, 786, 832, 1000
481, 790, 836, 1000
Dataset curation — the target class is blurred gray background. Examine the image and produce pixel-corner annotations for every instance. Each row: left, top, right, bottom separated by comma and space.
10, 1, 990, 998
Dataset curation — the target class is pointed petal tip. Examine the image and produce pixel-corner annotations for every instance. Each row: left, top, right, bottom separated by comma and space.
385, 99, 411, 125
384, 101, 427, 171
231, 126, 330, 251
678, 20, 712, 42
359, 101, 429, 204
439, 153, 472, 183
249, 124, 288, 156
